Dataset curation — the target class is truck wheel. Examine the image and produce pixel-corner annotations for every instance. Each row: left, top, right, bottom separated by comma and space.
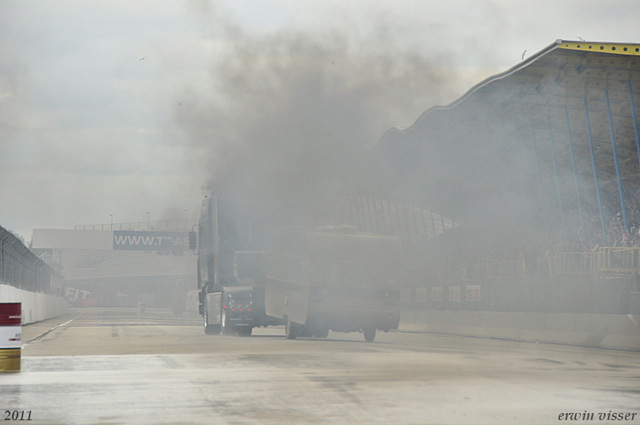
221, 308, 232, 335
204, 306, 220, 335
363, 327, 376, 342
313, 328, 329, 338
238, 327, 252, 337
285, 318, 298, 340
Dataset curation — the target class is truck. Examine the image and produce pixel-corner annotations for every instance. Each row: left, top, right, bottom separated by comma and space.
191, 193, 402, 342
191, 194, 283, 336
264, 226, 402, 342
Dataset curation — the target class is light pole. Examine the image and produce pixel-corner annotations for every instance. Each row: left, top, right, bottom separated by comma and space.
183, 209, 187, 228
110, 213, 113, 229
146, 211, 150, 230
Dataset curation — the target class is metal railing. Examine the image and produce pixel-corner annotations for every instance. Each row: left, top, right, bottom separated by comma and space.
434, 248, 640, 283
597, 247, 640, 276
0, 226, 62, 294
548, 252, 598, 277
75, 218, 198, 232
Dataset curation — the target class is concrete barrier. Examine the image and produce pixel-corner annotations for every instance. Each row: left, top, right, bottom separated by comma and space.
400, 310, 640, 351
0, 284, 67, 325
519, 313, 547, 343
600, 314, 640, 351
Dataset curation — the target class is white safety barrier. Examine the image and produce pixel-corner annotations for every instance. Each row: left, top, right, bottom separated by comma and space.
399, 310, 640, 351
0, 284, 67, 325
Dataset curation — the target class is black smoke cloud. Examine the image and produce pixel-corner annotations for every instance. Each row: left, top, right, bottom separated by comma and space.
177, 24, 458, 228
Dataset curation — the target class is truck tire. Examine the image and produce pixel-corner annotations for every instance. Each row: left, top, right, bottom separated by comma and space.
313, 328, 329, 338
363, 327, 376, 342
237, 327, 252, 337
285, 318, 298, 340
204, 306, 220, 335
221, 308, 233, 335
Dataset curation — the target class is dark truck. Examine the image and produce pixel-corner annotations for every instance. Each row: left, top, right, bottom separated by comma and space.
191, 194, 402, 341
264, 227, 402, 342
192, 195, 282, 336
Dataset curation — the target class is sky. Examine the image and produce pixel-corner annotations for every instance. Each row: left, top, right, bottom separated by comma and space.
1, 0, 639, 242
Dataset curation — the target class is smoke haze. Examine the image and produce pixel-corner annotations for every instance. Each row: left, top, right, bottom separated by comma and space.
176, 23, 457, 226
1, 0, 639, 239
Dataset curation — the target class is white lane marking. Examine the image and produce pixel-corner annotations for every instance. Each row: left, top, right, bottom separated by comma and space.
23, 312, 83, 346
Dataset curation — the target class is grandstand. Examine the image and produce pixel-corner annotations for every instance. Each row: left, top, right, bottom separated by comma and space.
351, 40, 640, 315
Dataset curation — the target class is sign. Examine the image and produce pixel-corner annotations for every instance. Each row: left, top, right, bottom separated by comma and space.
81, 299, 96, 307
465, 285, 481, 301
449, 286, 461, 302
431, 287, 443, 302
0, 303, 21, 349
113, 231, 190, 252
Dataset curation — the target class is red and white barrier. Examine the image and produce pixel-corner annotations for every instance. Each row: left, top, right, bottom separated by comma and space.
0, 303, 21, 372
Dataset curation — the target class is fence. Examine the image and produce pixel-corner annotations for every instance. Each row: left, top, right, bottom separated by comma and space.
74, 218, 198, 232
0, 226, 62, 295
433, 247, 640, 284
548, 252, 598, 277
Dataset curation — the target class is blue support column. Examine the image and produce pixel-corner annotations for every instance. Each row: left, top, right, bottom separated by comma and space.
357, 196, 366, 230
514, 125, 533, 239
370, 197, 381, 234
385, 198, 396, 235
429, 205, 436, 238
500, 136, 518, 234
628, 81, 640, 171
439, 199, 446, 234
373, 195, 384, 234
379, 197, 388, 234
364, 196, 374, 232
564, 107, 586, 242
348, 195, 357, 227
397, 202, 406, 242
584, 97, 607, 239
531, 120, 550, 238
604, 89, 628, 233
410, 201, 420, 243
547, 115, 567, 244
421, 206, 429, 240
393, 201, 405, 242
476, 138, 508, 244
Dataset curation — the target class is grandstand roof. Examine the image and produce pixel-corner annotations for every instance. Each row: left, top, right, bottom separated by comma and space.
375, 40, 640, 229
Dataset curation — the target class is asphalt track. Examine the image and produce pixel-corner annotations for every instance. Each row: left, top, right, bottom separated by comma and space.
1, 308, 639, 424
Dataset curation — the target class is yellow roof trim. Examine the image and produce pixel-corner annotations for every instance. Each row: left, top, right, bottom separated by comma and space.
559, 41, 640, 56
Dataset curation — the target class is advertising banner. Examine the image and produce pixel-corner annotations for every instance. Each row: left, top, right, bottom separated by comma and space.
465, 285, 481, 302
113, 231, 190, 252
431, 287, 443, 302
449, 286, 461, 302
0, 303, 21, 349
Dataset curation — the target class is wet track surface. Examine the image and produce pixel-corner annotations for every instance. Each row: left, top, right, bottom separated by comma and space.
1, 308, 639, 424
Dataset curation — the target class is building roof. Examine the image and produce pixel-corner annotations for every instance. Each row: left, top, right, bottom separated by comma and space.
375, 39, 640, 212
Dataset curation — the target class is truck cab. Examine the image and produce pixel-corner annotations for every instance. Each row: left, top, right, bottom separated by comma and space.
193, 194, 283, 335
